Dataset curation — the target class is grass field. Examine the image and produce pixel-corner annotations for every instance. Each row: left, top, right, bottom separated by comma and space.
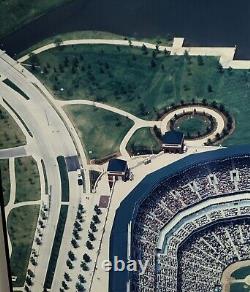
230, 283, 250, 292
15, 157, 41, 203
8, 205, 40, 287
0, 105, 26, 149
64, 105, 134, 160
0, 0, 73, 38
30, 44, 250, 146
126, 128, 161, 155
0, 159, 10, 206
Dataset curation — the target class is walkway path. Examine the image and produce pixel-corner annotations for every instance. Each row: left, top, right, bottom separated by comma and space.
18, 37, 250, 69
160, 105, 226, 146
59, 99, 161, 158
5, 158, 15, 256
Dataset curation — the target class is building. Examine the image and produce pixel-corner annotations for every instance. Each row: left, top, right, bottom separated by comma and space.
161, 130, 184, 153
107, 159, 129, 182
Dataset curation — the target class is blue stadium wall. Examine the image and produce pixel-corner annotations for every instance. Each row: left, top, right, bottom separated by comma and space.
109, 145, 250, 292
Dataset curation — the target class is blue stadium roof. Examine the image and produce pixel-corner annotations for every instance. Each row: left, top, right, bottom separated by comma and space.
109, 145, 250, 292
162, 130, 184, 144
107, 159, 128, 172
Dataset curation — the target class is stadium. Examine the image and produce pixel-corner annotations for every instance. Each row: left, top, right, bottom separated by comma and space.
109, 145, 250, 292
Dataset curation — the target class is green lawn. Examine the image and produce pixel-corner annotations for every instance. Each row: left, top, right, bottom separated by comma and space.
174, 114, 210, 137
127, 127, 161, 155
64, 105, 134, 160
29, 44, 250, 146
232, 266, 250, 279
0, 105, 26, 149
230, 283, 250, 292
8, 205, 40, 287
0, 0, 73, 38
15, 157, 41, 203
0, 159, 10, 206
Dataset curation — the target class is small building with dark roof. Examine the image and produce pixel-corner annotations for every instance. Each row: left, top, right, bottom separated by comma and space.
161, 131, 184, 153
107, 158, 130, 182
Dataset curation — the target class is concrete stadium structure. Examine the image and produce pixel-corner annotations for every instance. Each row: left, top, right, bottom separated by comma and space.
109, 145, 250, 292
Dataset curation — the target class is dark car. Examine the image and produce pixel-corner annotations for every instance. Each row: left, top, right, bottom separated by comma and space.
78, 178, 83, 185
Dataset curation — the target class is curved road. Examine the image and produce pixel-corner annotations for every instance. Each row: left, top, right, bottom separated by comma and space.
0, 49, 88, 291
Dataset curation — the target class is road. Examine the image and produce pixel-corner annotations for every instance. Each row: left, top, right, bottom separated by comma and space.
0, 50, 89, 291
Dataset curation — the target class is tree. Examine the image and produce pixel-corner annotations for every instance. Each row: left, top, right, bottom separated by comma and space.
197, 55, 204, 66
30, 257, 37, 266
68, 251, 76, 261
26, 276, 33, 286
66, 259, 73, 269
164, 48, 170, 56
62, 281, 68, 290
81, 261, 89, 271
71, 239, 79, 248
64, 272, 71, 282
228, 66, 233, 75
219, 104, 225, 112
78, 274, 86, 283
141, 44, 148, 54
153, 125, 162, 139
215, 133, 221, 140
217, 62, 224, 74
27, 269, 35, 278
55, 38, 63, 47
202, 98, 207, 105
207, 84, 213, 93
83, 253, 91, 263
73, 229, 81, 240
90, 221, 97, 232
150, 59, 156, 68
86, 241, 93, 250
64, 56, 69, 67
76, 282, 85, 292
207, 138, 212, 145
94, 205, 102, 215
74, 221, 82, 231
88, 231, 96, 241
211, 101, 217, 108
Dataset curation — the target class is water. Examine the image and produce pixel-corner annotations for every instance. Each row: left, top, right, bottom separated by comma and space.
1, 0, 250, 58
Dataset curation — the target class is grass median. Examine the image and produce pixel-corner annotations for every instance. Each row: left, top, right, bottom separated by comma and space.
0, 105, 26, 149
15, 157, 41, 203
8, 205, 40, 287
0, 159, 10, 206
44, 205, 68, 289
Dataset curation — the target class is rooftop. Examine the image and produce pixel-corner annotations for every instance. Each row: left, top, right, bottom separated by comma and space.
162, 130, 184, 145
107, 158, 128, 172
